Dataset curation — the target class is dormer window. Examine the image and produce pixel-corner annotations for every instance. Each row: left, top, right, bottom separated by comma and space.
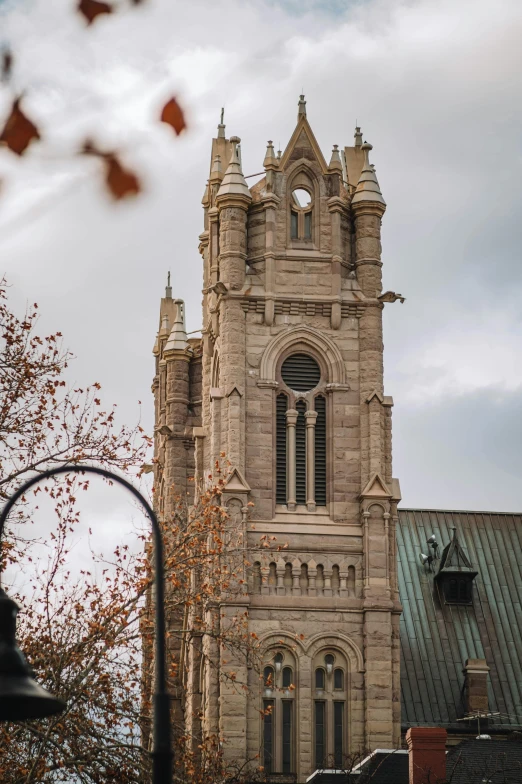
290, 188, 313, 241
435, 527, 478, 606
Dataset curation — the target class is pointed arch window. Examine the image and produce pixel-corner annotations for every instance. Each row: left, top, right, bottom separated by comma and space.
290, 188, 313, 241
262, 650, 296, 775
313, 651, 347, 769
276, 353, 327, 511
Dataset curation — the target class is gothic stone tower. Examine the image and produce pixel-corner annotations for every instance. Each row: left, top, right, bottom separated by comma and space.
152, 96, 402, 780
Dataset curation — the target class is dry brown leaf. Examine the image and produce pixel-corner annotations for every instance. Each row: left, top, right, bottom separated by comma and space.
78, 0, 113, 24
160, 97, 186, 136
104, 155, 141, 200
0, 98, 40, 156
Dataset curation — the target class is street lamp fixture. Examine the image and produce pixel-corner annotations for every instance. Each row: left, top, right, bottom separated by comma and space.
0, 464, 172, 784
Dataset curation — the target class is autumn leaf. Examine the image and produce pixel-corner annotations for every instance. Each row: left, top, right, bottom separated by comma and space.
78, 0, 113, 24
160, 97, 186, 135
0, 98, 40, 156
103, 154, 140, 199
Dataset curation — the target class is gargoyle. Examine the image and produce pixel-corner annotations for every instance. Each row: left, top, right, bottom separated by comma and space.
378, 291, 405, 304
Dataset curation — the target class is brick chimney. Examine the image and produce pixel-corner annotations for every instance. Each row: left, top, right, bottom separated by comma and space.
406, 727, 447, 784
462, 658, 489, 714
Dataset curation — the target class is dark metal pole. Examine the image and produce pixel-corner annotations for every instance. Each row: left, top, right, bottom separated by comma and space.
0, 464, 172, 784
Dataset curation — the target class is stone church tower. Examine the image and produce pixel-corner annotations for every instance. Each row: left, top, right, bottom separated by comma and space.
151, 96, 403, 780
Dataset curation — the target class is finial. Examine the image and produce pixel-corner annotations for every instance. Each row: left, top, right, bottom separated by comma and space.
263, 140, 278, 169
354, 126, 363, 147
165, 271, 172, 298
218, 107, 225, 138
298, 94, 306, 118
328, 144, 342, 172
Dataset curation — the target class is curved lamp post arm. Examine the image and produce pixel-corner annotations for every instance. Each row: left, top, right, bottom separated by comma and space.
0, 464, 172, 784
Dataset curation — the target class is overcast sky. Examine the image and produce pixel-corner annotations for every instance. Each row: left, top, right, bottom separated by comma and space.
1, 0, 522, 557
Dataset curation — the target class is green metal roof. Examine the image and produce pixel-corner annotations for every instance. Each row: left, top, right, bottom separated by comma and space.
397, 509, 522, 729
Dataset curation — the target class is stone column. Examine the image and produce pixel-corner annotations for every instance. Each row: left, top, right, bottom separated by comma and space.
305, 410, 318, 511
286, 409, 298, 510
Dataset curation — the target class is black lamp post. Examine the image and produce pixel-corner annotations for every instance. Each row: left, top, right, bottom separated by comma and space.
0, 464, 172, 784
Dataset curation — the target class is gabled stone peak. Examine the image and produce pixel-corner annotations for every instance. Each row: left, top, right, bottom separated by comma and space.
279, 97, 328, 173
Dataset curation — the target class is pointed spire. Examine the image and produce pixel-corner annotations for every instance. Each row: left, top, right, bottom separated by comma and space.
328, 144, 342, 172
263, 140, 278, 170
164, 299, 189, 353
165, 271, 172, 299
351, 142, 386, 208
354, 125, 363, 147
217, 107, 225, 138
159, 313, 169, 336
216, 136, 252, 202
298, 94, 307, 119
210, 153, 223, 184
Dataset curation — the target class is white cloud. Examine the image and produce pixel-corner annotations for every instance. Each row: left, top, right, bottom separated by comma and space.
0, 0, 521, 517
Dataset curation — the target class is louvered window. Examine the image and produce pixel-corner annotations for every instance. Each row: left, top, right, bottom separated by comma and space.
276, 353, 326, 509
276, 394, 288, 505
295, 401, 306, 505
315, 395, 326, 506
281, 353, 320, 391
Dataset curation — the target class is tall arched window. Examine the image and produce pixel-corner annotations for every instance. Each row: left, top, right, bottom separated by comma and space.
262, 650, 296, 774
276, 353, 327, 511
313, 651, 347, 769
290, 188, 313, 241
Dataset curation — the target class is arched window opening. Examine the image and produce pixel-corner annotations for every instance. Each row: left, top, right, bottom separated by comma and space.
313, 650, 347, 769
264, 666, 274, 691
347, 565, 356, 597
290, 188, 313, 242
276, 353, 327, 511
262, 650, 296, 775
295, 401, 307, 505
314, 395, 326, 506
268, 562, 277, 587
276, 394, 288, 505
331, 565, 340, 594
316, 565, 325, 591
300, 563, 309, 592
283, 563, 293, 589
282, 667, 293, 689
253, 562, 261, 593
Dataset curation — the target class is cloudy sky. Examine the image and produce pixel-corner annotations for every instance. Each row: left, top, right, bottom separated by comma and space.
1, 0, 522, 554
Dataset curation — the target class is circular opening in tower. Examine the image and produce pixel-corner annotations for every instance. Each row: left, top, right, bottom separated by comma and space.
281, 353, 321, 391
291, 188, 312, 209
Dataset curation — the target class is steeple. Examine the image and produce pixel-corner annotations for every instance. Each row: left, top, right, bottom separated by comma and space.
351, 141, 385, 207
216, 136, 251, 202
164, 299, 189, 353
298, 94, 307, 119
